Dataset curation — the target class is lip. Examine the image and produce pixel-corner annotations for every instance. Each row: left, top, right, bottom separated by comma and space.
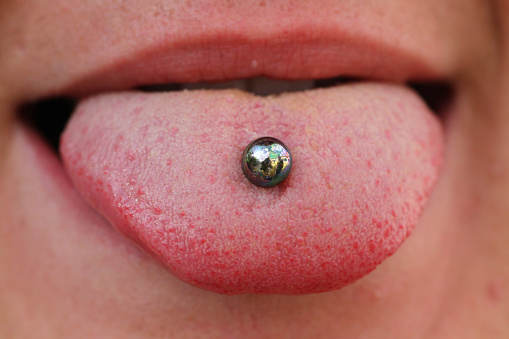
18, 8, 450, 295
64, 32, 440, 97
13, 3, 452, 102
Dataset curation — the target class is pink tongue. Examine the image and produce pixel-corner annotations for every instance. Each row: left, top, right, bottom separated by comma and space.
61, 83, 443, 295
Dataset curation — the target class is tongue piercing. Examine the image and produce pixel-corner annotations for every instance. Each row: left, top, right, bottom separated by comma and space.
241, 137, 292, 188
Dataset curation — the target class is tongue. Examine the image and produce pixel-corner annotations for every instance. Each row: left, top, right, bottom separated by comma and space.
60, 82, 443, 295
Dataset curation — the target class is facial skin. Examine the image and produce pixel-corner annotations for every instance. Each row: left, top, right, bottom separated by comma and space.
1, 0, 509, 338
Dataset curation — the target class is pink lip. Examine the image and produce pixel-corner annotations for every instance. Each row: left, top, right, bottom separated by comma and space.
41, 14, 448, 295
55, 16, 442, 98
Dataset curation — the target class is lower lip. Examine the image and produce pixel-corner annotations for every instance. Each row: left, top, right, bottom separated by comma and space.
60, 82, 444, 295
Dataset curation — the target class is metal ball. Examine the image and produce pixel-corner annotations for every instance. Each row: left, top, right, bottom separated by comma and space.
241, 137, 292, 188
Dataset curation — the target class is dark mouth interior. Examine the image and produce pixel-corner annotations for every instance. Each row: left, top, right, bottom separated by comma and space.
18, 77, 453, 155
19, 97, 76, 152
137, 76, 355, 94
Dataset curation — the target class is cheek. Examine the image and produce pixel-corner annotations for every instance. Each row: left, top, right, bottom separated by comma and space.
0, 122, 193, 334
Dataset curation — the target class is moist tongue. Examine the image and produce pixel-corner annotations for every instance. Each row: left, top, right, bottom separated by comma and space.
60, 82, 444, 295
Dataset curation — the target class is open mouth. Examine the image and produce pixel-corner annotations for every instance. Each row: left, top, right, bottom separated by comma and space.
14, 18, 455, 295
19, 76, 452, 295
22, 77, 452, 153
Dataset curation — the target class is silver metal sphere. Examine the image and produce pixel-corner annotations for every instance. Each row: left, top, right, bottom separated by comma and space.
241, 137, 292, 188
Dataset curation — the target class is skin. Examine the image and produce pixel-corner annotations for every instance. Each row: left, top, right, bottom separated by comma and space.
0, 0, 509, 338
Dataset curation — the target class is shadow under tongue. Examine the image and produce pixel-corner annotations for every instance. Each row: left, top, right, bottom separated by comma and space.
60, 82, 444, 295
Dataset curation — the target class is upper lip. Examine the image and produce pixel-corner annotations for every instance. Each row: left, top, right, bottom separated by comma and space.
48, 18, 446, 99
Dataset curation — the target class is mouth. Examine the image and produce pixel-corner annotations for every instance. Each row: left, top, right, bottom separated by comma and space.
17, 18, 453, 295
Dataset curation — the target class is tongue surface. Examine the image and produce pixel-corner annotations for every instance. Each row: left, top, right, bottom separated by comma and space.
60, 83, 443, 294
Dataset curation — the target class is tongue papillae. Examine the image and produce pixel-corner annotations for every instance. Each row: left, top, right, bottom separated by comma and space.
60, 82, 443, 294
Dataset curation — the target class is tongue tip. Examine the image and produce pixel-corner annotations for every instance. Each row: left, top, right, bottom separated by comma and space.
176, 257, 388, 295
107, 191, 423, 296
146, 238, 395, 295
